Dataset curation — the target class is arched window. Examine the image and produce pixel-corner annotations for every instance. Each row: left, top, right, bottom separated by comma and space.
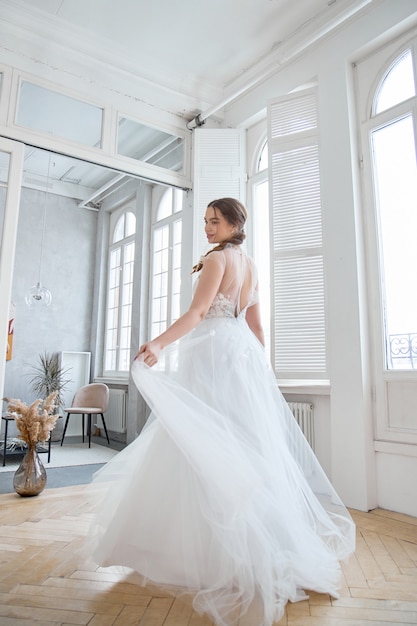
369, 47, 417, 369
373, 50, 415, 115
150, 188, 183, 338
357, 31, 417, 445
104, 208, 136, 373
257, 140, 268, 171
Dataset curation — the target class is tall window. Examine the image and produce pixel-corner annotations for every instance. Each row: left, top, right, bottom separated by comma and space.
150, 188, 183, 338
369, 49, 417, 369
357, 33, 417, 444
104, 209, 136, 373
252, 140, 271, 355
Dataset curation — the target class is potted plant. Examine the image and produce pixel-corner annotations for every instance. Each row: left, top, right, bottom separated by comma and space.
26, 352, 72, 442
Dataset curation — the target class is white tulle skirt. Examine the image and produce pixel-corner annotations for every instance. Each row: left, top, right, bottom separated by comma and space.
89, 315, 355, 625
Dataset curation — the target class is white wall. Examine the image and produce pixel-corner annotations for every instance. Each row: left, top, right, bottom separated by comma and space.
3, 187, 97, 434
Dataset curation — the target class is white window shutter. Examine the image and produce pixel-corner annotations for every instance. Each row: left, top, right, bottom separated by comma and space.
193, 128, 246, 260
268, 87, 327, 378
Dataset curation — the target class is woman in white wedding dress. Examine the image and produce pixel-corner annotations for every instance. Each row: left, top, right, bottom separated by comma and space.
90, 198, 355, 626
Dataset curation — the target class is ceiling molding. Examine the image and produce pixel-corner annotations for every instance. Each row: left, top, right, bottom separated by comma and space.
186, 0, 376, 127
222, 0, 376, 100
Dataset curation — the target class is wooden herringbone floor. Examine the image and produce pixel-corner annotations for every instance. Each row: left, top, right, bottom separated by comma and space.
0, 486, 416, 625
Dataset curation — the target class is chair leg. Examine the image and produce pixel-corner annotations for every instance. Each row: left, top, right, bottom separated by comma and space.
60, 414, 71, 446
48, 435, 51, 463
100, 413, 110, 445
82, 414, 85, 442
2, 419, 9, 466
88, 414, 92, 448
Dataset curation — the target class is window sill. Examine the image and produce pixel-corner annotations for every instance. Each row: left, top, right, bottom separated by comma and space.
94, 376, 129, 386
277, 380, 330, 395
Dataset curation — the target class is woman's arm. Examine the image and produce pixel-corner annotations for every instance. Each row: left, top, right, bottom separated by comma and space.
136, 254, 224, 365
245, 299, 265, 347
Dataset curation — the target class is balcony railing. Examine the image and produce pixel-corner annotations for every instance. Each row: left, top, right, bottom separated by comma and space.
388, 333, 417, 369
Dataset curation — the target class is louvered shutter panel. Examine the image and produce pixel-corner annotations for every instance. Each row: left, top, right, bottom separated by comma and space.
193, 128, 246, 261
268, 88, 327, 377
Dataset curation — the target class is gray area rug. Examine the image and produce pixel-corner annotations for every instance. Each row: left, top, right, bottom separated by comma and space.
0, 441, 118, 472
0, 437, 124, 494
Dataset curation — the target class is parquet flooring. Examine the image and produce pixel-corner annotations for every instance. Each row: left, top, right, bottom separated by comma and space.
0, 485, 416, 625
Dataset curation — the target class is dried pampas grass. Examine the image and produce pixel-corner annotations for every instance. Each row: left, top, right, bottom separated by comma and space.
4, 392, 59, 446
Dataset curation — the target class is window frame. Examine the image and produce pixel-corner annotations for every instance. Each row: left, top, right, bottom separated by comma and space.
103, 206, 136, 377
149, 188, 183, 340
356, 31, 417, 445
250, 137, 271, 357
0, 65, 192, 189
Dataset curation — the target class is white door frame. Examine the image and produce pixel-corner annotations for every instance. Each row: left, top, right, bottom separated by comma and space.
0, 137, 24, 401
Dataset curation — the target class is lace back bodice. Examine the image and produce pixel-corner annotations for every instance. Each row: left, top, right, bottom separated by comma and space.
206, 292, 243, 319
202, 246, 258, 320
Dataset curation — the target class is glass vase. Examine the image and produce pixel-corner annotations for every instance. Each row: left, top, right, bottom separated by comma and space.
13, 444, 47, 497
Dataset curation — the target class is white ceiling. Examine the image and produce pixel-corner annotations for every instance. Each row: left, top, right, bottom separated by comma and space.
5, 0, 373, 113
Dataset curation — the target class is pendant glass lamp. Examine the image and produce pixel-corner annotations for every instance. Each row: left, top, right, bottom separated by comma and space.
25, 154, 53, 308
25, 281, 52, 308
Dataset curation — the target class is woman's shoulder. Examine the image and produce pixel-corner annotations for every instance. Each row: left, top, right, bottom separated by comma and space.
202, 245, 255, 268
199, 250, 227, 275
202, 248, 227, 265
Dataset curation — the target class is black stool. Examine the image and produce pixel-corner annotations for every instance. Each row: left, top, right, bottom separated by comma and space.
1, 415, 52, 467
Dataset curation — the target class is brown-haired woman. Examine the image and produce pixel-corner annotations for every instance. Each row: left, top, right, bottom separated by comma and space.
91, 198, 355, 626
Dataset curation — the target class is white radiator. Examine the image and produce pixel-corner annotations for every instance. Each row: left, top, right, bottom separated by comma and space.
287, 402, 314, 450
105, 389, 127, 433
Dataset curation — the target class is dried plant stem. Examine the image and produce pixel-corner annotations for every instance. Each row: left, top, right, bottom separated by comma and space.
4, 392, 59, 445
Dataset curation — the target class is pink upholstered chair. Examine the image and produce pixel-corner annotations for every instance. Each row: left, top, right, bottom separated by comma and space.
61, 383, 110, 448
